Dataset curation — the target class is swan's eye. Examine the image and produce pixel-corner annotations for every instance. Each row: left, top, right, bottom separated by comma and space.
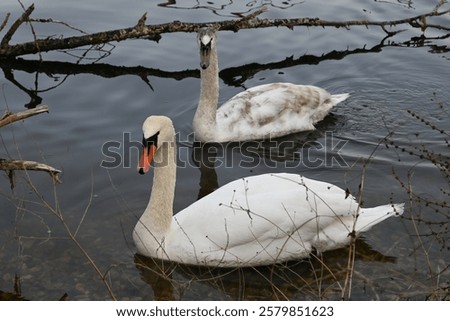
142, 131, 159, 149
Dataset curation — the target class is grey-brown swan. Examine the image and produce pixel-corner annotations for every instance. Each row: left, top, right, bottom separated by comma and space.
193, 27, 350, 142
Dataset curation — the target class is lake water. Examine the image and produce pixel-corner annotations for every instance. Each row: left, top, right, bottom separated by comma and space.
0, 0, 448, 300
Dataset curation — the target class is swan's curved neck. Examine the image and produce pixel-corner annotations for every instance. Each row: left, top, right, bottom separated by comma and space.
194, 42, 219, 141
141, 139, 177, 233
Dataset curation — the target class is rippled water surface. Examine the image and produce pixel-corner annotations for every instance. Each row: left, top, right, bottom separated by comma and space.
0, 0, 449, 300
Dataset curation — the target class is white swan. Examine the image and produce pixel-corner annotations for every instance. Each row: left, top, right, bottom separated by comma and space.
134, 115, 404, 267
193, 27, 350, 142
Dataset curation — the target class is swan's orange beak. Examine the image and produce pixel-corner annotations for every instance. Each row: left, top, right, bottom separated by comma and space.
138, 144, 156, 175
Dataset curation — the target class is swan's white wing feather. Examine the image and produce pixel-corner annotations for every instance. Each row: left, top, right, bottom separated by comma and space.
165, 173, 360, 266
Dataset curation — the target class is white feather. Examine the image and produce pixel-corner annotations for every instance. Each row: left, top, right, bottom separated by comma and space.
134, 116, 403, 267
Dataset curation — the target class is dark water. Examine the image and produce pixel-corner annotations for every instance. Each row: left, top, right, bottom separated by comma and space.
0, 0, 448, 300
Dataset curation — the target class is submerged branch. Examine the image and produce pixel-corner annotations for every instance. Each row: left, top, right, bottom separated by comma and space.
0, 105, 49, 127
0, 4, 449, 57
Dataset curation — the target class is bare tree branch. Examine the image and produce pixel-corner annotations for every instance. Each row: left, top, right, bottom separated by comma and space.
0, 159, 61, 183
0, 3, 34, 48
0, 13, 11, 32
0, 105, 59, 183
0, 4, 448, 58
0, 105, 49, 128
0, 30, 445, 104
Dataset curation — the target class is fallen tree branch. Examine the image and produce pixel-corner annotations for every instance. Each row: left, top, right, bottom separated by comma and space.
1, 30, 446, 101
0, 4, 448, 57
0, 105, 49, 128
0, 159, 62, 183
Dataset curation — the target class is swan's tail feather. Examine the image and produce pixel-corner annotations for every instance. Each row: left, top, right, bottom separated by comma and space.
330, 93, 350, 105
357, 203, 404, 233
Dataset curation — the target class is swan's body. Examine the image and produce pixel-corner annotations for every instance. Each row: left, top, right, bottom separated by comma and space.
193, 27, 350, 142
134, 116, 403, 267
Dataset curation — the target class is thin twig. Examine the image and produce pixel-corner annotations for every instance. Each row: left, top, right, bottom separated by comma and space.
0, 3, 34, 48
74, 171, 95, 237
340, 134, 392, 300
21, 176, 117, 300
29, 18, 89, 35
0, 105, 49, 128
